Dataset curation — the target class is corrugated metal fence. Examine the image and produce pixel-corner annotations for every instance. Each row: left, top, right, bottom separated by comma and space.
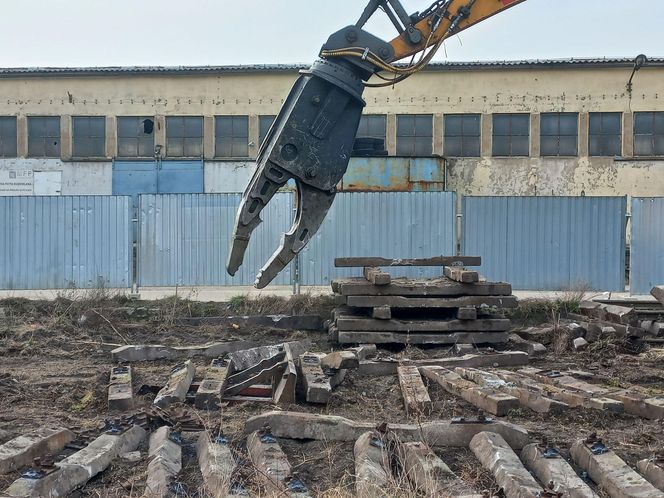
137, 193, 293, 286
630, 197, 664, 295
0, 196, 132, 289
299, 192, 457, 285
463, 196, 627, 291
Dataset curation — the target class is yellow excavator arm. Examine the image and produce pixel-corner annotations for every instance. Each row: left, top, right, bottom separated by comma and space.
228, 0, 528, 287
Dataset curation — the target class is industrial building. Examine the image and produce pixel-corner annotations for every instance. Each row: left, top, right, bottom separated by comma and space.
0, 57, 662, 197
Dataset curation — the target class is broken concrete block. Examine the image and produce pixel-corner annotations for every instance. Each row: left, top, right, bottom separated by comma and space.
245, 411, 531, 450
358, 351, 529, 376
397, 366, 432, 417
195, 358, 230, 410
247, 429, 292, 494
571, 438, 664, 498
444, 266, 479, 283
508, 334, 546, 356
521, 443, 598, 498
652, 286, 664, 306
120, 451, 141, 463
422, 367, 519, 416
574, 337, 589, 350
321, 350, 360, 370
354, 431, 390, 498
398, 441, 473, 497
0, 427, 74, 474
637, 458, 664, 492
652, 322, 664, 337
457, 368, 568, 414
5, 426, 145, 498
197, 432, 237, 497
146, 426, 182, 498
350, 344, 377, 361
154, 360, 196, 408
111, 341, 260, 362
372, 305, 392, 320
607, 389, 664, 420
363, 267, 391, 285
457, 306, 478, 320
470, 432, 543, 498
274, 343, 299, 405
297, 353, 332, 404
108, 366, 133, 412
454, 343, 475, 356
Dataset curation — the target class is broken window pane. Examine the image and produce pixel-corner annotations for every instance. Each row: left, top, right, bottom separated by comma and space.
117, 117, 154, 157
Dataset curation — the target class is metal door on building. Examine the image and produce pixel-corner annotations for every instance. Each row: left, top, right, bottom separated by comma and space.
112, 159, 204, 201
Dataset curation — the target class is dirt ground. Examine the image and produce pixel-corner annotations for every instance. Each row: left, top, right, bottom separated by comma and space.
0, 292, 663, 497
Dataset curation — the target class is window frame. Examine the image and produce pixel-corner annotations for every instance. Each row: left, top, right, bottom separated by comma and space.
72, 116, 106, 159
492, 113, 530, 157
165, 116, 204, 158
540, 112, 579, 157
444, 114, 481, 158
0, 116, 17, 158
588, 112, 622, 157
117, 116, 155, 158
27, 116, 61, 158
634, 111, 664, 157
215, 115, 249, 158
396, 114, 433, 156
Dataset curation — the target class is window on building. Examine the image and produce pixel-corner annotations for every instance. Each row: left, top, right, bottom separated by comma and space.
259, 115, 276, 147
492, 114, 529, 157
444, 114, 480, 157
540, 113, 578, 156
28, 116, 61, 158
356, 115, 387, 142
117, 116, 155, 157
166, 116, 203, 157
589, 112, 622, 156
634, 112, 664, 156
215, 116, 249, 157
396, 114, 432, 156
72, 116, 106, 158
0, 116, 17, 157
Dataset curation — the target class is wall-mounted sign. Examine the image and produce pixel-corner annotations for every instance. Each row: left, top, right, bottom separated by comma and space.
0, 169, 34, 195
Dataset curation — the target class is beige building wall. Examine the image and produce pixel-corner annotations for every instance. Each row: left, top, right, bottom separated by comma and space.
0, 63, 663, 196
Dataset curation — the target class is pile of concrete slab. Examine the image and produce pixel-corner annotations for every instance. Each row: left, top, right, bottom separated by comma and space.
328, 256, 517, 345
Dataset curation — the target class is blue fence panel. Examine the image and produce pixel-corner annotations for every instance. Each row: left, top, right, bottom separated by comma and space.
137, 193, 293, 286
299, 191, 457, 285
630, 197, 664, 295
463, 196, 626, 291
0, 196, 132, 289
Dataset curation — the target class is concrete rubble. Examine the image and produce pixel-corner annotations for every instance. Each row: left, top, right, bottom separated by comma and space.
145, 426, 182, 497
637, 457, 664, 491
354, 431, 391, 498
5, 425, 145, 497
0, 427, 74, 475
108, 365, 133, 411
470, 432, 543, 498
245, 411, 531, 449
153, 360, 196, 408
397, 365, 432, 417
571, 436, 664, 498
111, 341, 260, 362
521, 442, 598, 498
197, 431, 238, 498
422, 366, 520, 416
195, 357, 230, 410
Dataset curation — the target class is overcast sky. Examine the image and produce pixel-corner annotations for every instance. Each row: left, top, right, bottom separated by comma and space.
0, 0, 661, 67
